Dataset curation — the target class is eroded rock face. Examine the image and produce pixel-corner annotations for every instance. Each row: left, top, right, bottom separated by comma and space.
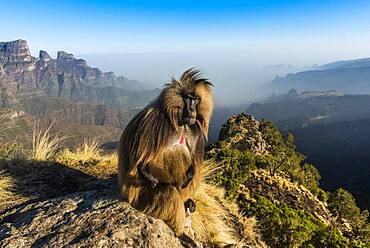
0, 189, 182, 248
0, 39, 32, 64
0, 39, 153, 106
0, 65, 18, 107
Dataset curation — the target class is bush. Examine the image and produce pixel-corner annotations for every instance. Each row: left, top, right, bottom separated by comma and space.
211, 148, 256, 198
258, 121, 323, 196
317, 188, 328, 203
245, 196, 322, 248
328, 188, 370, 243
302, 226, 349, 248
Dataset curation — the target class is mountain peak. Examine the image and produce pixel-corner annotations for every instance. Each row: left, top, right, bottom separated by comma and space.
57, 51, 75, 60
39, 50, 51, 61
0, 39, 32, 64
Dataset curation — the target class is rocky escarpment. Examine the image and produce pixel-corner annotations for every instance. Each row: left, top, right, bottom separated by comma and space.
0, 39, 157, 108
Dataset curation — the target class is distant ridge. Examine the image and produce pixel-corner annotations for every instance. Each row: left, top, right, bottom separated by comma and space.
266, 56, 370, 94
319, 57, 370, 70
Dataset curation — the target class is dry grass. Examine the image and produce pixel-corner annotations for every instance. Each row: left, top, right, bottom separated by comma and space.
192, 161, 266, 248
193, 183, 244, 247
0, 114, 8, 135
1, 123, 264, 247
56, 139, 117, 178
30, 123, 66, 161
0, 171, 14, 199
29, 122, 116, 177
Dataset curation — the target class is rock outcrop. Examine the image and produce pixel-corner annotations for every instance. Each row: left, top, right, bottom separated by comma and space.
0, 189, 183, 248
207, 112, 268, 157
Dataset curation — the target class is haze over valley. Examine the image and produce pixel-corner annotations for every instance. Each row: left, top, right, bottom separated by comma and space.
2, 1, 370, 246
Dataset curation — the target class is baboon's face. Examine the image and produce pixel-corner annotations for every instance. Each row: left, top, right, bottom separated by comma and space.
182, 92, 200, 126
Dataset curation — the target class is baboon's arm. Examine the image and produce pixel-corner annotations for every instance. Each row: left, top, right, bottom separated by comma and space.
138, 163, 159, 188
181, 165, 194, 189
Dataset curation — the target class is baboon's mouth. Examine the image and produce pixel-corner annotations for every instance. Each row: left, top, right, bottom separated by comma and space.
184, 116, 196, 121
184, 116, 196, 125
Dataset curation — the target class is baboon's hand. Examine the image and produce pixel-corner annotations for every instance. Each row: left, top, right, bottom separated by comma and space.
138, 164, 158, 188
181, 166, 194, 189
184, 199, 196, 213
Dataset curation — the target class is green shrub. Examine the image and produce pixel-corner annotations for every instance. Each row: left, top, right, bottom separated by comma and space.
328, 188, 370, 243
246, 196, 322, 248
302, 226, 349, 248
211, 148, 256, 198
317, 188, 328, 203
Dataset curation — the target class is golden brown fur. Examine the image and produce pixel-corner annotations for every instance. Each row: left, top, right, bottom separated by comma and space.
117, 68, 213, 236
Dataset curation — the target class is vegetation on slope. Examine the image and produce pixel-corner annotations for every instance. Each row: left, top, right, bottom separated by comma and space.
247, 91, 370, 210
208, 113, 370, 247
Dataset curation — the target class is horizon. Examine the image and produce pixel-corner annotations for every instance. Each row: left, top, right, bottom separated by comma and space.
2, 0, 370, 104
2, 0, 369, 60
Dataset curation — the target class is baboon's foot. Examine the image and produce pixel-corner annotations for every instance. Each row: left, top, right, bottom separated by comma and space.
179, 233, 199, 248
184, 199, 196, 213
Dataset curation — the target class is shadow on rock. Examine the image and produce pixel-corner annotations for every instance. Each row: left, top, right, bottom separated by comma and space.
0, 157, 118, 209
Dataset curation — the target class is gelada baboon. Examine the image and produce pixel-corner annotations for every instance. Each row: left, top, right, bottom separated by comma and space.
118, 68, 213, 244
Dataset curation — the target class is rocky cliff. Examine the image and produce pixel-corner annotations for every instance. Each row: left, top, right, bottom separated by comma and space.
0, 39, 160, 142
0, 65, 18, 107
0, 39, 157, 108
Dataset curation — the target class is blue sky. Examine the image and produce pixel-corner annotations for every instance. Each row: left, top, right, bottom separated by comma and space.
2, 0, 370, 60
2, 0, 370, 104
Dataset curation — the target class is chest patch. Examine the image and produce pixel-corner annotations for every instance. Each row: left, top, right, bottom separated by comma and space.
179, 130, 186, 145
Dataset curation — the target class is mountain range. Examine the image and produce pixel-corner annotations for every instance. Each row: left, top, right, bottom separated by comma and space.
0, 39, 160, 144
265, 57, 370, 95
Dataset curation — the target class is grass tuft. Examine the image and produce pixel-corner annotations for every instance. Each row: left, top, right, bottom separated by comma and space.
56, 139, 117, 178
30, 123, 66, 161
0, 171, 14, 199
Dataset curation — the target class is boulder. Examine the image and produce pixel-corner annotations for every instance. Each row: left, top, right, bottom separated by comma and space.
0, 189, 182, 248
